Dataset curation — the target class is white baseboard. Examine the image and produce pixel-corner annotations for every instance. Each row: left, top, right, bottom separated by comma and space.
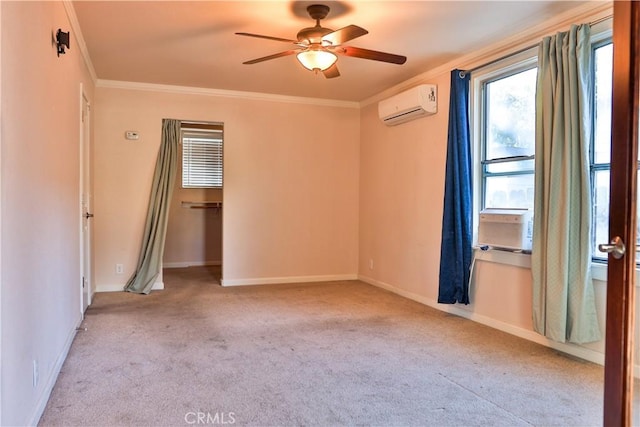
29, 315, 81, 426
221, 274, 358, 287
96, 281, 164, 292
163, 260, 222, 268
358, 274, 609, 368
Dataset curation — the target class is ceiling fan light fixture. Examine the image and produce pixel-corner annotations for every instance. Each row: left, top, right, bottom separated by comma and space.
296, 49, 337, 72
236, 4, 406, 77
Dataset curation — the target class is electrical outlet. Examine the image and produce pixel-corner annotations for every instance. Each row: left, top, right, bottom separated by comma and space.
369, 259, 374, 270
115, 264, 124, 274
33, 360, 38, 388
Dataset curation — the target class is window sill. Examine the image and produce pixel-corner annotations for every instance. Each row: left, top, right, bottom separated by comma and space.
473, 247, 633, 285
591, 262, 608, 282
473, 247, 531, 269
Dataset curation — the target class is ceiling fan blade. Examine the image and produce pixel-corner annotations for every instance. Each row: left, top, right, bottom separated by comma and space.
242, 50, 299, 65
323, 64, 340, 79
340, 46, 407, 64
235, 32, 298, 44
322, 25, 368, 46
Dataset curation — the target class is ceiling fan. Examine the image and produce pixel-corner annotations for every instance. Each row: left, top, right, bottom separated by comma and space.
235, 4, 407, 78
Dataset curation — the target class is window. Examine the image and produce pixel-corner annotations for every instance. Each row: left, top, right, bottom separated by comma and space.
591, 43, 613, 261
479, 65, 537, 210
181, 125, 223, 188
473, 36, 628, 267
588, 42, 640, 264
473, 35, 616, 252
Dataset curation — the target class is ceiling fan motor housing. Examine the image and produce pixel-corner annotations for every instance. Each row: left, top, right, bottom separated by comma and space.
307, 4, 330, 21
298, 4, 333, 44
297, 26, 333, 45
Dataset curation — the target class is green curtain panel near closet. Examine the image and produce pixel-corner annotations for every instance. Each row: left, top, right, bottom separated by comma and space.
532, 24, 600, 343
124, 119, 180, 294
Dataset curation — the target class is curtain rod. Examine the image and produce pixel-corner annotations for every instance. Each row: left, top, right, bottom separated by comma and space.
180, 120, 224, 131
458, 14, 612, 78
180, 120, 223, 126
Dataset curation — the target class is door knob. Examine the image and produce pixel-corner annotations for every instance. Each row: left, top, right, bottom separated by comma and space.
84, 212, 94, 219
598, 236, 626, 259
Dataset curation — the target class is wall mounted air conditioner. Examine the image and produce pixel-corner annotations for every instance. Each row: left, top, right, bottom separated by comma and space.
477, 209, 533, 251
378, 84, 437, 126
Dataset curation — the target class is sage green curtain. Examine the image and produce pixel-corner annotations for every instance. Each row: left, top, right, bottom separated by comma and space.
532, 24, 600, 343
124, 119, 180, 294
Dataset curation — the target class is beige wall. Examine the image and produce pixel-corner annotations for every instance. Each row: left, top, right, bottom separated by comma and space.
359, 74, 450, 301
1, 1, 95, 425
93, 87, 360, 289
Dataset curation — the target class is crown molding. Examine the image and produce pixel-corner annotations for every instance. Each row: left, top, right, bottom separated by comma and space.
96, 79, 361, 109
360, 1, 613, 108
62, 0, 97, 83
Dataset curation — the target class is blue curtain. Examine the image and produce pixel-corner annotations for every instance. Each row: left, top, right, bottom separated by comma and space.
438, 70, 472, 304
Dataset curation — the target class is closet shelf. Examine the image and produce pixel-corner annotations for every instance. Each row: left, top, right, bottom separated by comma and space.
181, 201, 222, 209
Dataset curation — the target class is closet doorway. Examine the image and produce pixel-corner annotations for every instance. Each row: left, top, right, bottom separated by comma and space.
163, 121, 223, 284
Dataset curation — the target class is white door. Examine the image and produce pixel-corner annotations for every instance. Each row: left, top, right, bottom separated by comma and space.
80, 90, 93, 314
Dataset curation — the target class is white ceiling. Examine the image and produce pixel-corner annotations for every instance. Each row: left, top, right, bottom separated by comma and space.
72, 1, 597, 102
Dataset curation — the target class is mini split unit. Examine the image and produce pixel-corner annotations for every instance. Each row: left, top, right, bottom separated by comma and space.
378, 84, 437, 126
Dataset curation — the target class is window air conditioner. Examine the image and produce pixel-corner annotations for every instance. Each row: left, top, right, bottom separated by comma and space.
477, 209, 533, 251
378, 84, 437, 126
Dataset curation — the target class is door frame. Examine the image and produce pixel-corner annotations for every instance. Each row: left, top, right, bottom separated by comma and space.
603, 2, 640, 424
79, 84, 93, 315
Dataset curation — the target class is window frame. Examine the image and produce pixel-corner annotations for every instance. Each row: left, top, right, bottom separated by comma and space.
470, 49, 538, 240
180, 123, 224, 189
479, 66, 537, 211
588, 37, 640, 267
590, 39, 614, 264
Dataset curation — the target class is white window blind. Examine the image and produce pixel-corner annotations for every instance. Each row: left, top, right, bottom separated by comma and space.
181, 128, 223, 188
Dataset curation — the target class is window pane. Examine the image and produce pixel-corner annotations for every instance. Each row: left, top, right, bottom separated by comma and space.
593, 170, 610, 261
485, 159, 534, 174
484, 174, 534, 209
594, 43, 613, 164
485, 68, 537, 160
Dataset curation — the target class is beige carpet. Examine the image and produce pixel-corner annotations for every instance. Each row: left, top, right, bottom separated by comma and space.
40, 266, 603, 426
